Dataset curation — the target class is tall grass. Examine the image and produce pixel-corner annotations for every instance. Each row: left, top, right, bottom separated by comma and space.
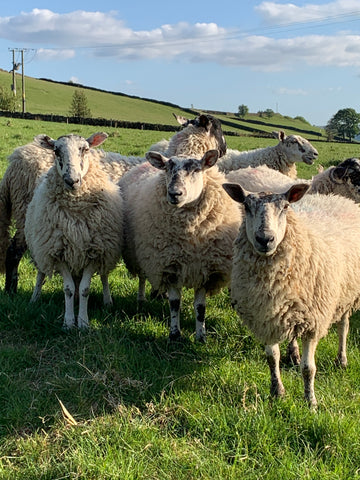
1, 118, 360, 479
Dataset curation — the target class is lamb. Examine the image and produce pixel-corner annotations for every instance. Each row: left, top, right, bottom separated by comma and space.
217, 130, 318, 178
0, 113, 226, 294
24, 133, 123, 329
120, 149, 241, 341
222, 182, 360, 406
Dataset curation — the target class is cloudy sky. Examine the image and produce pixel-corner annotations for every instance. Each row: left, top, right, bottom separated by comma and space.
0, 0, 359, 126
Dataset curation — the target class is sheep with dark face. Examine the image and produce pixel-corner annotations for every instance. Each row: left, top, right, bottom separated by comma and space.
149, 113, 227, 159
24, 133, 123, 329
120, 149, 241, 341
217, 131, 318, 178
223, 182, 360, 406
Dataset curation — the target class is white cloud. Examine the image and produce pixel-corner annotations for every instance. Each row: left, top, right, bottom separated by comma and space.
273, 87, 308, 96
0, 8, 360, 71
255, 0, 360, 24
35, 48, 75, 61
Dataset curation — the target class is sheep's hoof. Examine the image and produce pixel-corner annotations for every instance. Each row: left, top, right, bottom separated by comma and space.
270, 382, 286, 398
62, 320, 76, 331
169, 330, 182, 342
335, 355, 347, 369
196, 334, 206, 344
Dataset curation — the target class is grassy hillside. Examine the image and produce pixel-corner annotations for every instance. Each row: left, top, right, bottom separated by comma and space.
0, 70, 327, 138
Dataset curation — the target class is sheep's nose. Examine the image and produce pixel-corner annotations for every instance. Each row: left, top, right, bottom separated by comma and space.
168, 190, 183, 204
255, 234, 274, 248
64, 176, 80, 189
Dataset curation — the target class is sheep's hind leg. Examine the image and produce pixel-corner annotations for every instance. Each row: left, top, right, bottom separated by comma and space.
336, 311, 350, 368
30, 270, 46, 303
5, 235, 27, 294
301, 336, 318, 408
101, 274, 112, 306
58, 263, 76, 330
168, 285, 181, 341
286, 338, 301, 366
265, 344, 285, 398
78, 264, 96, 329
194, 287, 206, 343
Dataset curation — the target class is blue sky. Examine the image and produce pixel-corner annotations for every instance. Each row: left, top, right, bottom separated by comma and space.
0, 0, 359, 126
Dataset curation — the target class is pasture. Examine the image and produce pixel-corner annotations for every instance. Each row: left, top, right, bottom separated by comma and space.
1, 117, 360, 479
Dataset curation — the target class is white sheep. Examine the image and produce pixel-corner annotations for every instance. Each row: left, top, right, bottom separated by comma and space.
217, 131, 318, 178
120, 149, 241, 342
223, 182, 360, 406
24, 133, 123, 329
225, 159, 360, 366
0, 134, 144, 294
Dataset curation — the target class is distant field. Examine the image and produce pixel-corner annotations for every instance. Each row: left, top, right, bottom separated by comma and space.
1, 117, 360, 479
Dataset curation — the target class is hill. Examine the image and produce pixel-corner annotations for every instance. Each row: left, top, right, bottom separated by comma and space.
0, 69, 325, 139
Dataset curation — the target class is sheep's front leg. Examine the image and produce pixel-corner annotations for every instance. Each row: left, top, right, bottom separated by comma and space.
58, 263, 76, 329
30, 270, 46, 303
336, 311, 350, 368
101, 274, 112, 306
78, 264, 96, 329
194, 287, 206, 342
265, 344, 285, 398
301, 336, 318, 407
168, 285, 181, 341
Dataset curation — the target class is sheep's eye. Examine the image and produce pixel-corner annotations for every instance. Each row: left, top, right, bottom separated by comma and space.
283, 203, 289, 211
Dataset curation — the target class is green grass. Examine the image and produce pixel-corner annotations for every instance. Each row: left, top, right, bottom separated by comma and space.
1, 118, 360, 479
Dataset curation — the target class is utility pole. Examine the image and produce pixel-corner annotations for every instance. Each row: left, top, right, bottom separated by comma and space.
8, 48, 34, 114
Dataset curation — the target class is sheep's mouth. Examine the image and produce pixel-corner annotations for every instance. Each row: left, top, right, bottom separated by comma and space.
303, 156, 315, 165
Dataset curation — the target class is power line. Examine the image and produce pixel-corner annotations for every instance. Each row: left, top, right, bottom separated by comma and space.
8, 48, 35, 114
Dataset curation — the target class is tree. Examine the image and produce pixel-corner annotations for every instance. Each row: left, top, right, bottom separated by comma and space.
69, 89, 92, 118
264, 108, 274, 118
0, 86, 17, 112
237, 104, 249, 118
326, 108, 360, 141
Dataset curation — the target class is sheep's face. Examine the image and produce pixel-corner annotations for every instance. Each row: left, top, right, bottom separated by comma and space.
34, 132, 108, 191
331, 158, 360, 202
146, 150, 219, 208
277, 131, 318, 165
222, 183, 310, 256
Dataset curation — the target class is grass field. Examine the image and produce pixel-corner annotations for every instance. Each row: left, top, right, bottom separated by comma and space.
1, 118, 360, 479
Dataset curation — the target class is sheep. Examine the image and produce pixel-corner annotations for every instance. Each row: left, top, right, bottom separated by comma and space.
149, 113, 227, 159
0, 113, 226, 294
120, 149, 241, 342
222, 182, 360, 406
225, 159, 360, 366
217, 130, 318, 178
24, 133, 123, 329
0, 134, 144, 294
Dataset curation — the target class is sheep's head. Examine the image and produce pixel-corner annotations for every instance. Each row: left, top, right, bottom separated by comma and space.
146, 149, 219, 208
274, 131, 318, 165
171, 113, 227, 158
35, 132, 108, 191
331, 158, 360, 197
223, 182, 309, 256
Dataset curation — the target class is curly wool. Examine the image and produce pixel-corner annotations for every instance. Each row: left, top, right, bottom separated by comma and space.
123, 166, 241, 295
25, 159, 123, 278
231, 194, 360, 346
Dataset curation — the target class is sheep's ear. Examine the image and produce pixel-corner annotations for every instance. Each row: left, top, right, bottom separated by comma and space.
173, 114, 190, 126
34, 134, 55, 149
222, 183, 247, 204
285, 183, 309, 203
272, 130, 286, 141
198, 114, 211, 132
87, 132, 108, 148
201, 149, 218, 169
146, 151, 168, 170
